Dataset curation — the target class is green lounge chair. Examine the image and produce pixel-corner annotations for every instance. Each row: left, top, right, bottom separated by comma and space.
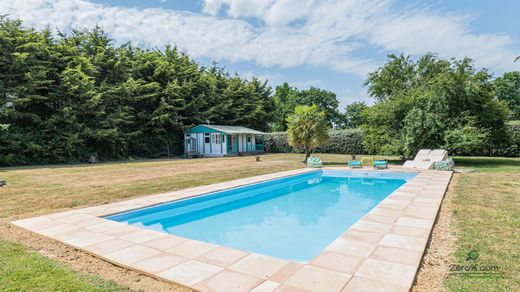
374, 159, 388, 169
348, 160, 362, 168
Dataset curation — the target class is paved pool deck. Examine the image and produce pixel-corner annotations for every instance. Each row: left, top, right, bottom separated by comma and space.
12, 166, 452, 292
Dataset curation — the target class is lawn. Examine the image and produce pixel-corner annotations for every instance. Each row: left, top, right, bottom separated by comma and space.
0, 239, 128, 291
444, 157, 520, 291
0, 154, 518, 291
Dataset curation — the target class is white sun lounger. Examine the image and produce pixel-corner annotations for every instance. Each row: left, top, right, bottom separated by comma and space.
429, 149, 448, 162
403, 149, 448, 169
403, 149, 432, 169
403, 149, 447, 169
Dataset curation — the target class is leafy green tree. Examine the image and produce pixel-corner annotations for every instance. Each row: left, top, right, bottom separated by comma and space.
494, 71, 520, 120
444, 123, 490, 155
299, 87, 342, 127
271, 83, 300, 131
401, 107, 445, 157
343, 101, 368, 128
271, 83, 342, 131
364, 54, 451, 102
362, 53, 510, 157
286, 105, 330, 161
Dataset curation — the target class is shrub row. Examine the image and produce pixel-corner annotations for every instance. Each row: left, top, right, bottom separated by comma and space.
264, 123, 520, 157
264, 129, 365, 155
500, 121, 520, 157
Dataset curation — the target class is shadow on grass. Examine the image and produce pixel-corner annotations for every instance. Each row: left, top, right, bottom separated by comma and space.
453, 156, 520, 171
322, 161, 346, 166
0, 157, 186, 172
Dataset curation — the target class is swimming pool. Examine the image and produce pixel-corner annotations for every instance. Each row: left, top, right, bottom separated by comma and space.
106, 170, 416, 262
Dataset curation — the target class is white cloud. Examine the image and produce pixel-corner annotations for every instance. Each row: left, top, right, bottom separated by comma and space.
202, 0, 519, 72
203, 0, 272, 19
1, 0, 519, 79
263, 0, 314, 27
0, 0, 255, 61
202, 0, 312, 27
368, 10, 519, 72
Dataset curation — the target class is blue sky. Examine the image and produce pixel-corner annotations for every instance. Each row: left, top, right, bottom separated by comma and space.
3, 0, 519, 108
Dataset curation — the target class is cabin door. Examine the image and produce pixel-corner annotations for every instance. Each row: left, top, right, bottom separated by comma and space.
227, 135, 238, 154
203, 133, 211, 154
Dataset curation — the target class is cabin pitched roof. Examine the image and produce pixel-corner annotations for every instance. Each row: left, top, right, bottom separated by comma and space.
185, 124, 266, 135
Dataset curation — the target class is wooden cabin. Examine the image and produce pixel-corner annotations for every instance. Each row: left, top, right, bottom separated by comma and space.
184, 125, 266, 157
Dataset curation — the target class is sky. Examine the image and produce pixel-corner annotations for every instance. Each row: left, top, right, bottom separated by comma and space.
2, 0, 520, 108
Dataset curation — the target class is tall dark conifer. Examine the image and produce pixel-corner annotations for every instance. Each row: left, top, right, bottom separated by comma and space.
0, 18, 275, 165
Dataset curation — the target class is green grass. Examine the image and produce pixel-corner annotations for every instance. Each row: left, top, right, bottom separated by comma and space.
445, 157, 520, 291
453, 156, 520, 172
0, 239, 129, 291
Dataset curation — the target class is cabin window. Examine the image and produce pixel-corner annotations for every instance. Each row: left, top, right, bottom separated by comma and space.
204, 133, 210, 143
247, 135, 251, 143
213, 134, 221, 144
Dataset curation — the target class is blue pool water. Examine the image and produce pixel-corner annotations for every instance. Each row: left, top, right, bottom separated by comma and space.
106, 170, 416, 262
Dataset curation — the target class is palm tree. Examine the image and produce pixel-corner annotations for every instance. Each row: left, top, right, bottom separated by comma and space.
286, 105, 330, 162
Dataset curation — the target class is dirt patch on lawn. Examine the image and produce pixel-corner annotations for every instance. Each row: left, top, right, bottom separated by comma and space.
411, 173, 459, 291
0, 220, 193, 292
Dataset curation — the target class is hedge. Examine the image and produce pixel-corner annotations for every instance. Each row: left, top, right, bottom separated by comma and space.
501, 121, 520, 157
264, 129, 365, 155
264, 123, 520, 157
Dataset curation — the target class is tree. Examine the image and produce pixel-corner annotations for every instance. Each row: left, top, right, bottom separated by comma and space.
271, 82, 298, 131
343, 102, 368, 128
362, 53, 510, 157
286, 105, 330, 162
298, 87, 342, 127
494, 71, 520, 120
444, 123, 490, 155
271, 83, 342, 131
0, 18, 276, 165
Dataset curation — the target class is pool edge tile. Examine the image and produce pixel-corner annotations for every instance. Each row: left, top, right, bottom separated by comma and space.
10, 167, 452, 291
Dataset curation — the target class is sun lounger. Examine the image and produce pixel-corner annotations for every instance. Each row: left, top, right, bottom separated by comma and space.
403, 149, 433, 169
403, 149, 448, 169
374, 159, 388, 169
429, 149, 448, 162
414, 149, 431, 161
348, 160, 362, 168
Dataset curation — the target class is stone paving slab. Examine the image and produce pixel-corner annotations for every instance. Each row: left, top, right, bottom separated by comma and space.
12, 167, 452, 291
